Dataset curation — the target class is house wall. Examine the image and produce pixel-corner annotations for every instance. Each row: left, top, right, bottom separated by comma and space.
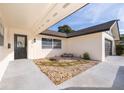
7, 28, 32, 60
28, 32, 116, 61
0, 25, 116, 81
0, 11, 11, 81
28, 35, 67, 59
66, 33, 103, 61
0, 26, 34, 81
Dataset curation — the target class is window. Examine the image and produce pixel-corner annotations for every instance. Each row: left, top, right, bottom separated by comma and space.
0, 23, 4, 46
17, 36, 25, 48
42, 38, 52, 49
42, 38, 61, 49
53, 39, 61, 49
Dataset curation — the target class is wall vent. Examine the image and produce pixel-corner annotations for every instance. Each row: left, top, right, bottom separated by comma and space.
62, 3, 70, 8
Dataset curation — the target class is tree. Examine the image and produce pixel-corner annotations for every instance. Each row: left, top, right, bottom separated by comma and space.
116, 45, 124, 55
58, 25, 74, 33
120, 34, 124, 41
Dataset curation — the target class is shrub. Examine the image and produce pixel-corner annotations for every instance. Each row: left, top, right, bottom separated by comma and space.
83, 52, 90, 60
116, 45, 124, 55
49, 57, 57, 61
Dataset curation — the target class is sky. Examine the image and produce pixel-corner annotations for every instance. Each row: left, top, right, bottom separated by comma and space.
49, 3, 124, 34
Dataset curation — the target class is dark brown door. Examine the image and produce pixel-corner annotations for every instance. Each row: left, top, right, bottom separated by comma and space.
105, 39, 112, 56
14, 34, 27, 59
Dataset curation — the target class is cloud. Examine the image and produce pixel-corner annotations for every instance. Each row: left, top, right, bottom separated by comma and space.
49, 3, 124, 34
60, 4, 117, 27
82, 4, 117, 23
119, 29, 124, 34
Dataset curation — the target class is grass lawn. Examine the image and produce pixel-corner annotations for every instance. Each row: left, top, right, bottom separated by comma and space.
34, 59, 98, 85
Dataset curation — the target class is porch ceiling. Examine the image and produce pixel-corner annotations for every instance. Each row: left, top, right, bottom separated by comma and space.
0, 3, 87, 34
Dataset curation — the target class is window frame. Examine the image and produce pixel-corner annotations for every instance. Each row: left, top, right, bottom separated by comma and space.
53, 39, 61, 49
42, 38, 52, 49
41, 38, 62, 49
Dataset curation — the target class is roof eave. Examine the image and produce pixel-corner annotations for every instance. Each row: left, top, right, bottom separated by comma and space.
67, 28, 110, 38
40, 33, 67, 38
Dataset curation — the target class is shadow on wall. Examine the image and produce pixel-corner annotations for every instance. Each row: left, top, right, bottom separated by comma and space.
0, 48, 14, 81
63, 66, 124, 90
0, 48, 13, 62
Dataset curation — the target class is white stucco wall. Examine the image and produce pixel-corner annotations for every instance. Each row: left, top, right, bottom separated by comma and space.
0, 11, 11, 81
0, 26, 116, 81
0, 27, 33, 81
0, 11, 9, 62
0, 28, 116, 62
66, 33, 103, 61
28, 35, 67, 59
28, 32, 115, 61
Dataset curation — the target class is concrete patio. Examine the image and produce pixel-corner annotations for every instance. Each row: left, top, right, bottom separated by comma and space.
0, 59, 56, 90
0, 56, 124, 90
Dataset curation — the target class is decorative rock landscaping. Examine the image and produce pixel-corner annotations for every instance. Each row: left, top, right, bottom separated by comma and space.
34, 59, 98, 85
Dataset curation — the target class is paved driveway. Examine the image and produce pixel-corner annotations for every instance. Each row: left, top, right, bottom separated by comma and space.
0, 56, 124, 90
59, 56, 124, 90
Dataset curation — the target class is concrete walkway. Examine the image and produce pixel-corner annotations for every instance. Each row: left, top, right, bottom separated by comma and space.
0, 56, 124, 90
58, 56, 124, 90
0, 59, 56, 90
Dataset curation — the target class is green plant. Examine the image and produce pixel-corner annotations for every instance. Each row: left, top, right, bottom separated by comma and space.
83, 52, 90, 60
58, 25, 74, 33
116, 45, 124, 55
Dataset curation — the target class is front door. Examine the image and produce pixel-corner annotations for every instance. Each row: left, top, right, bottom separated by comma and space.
14, 34, 27, 59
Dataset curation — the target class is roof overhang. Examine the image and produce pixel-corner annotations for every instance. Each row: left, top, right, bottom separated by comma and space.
0, 3, 87, 35
110, 21, 120, 40
40, 20, 120, 38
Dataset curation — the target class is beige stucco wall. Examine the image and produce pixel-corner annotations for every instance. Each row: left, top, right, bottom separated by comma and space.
28, 31, 116, 61
28, 35, 67, 59
0, 26, 116, 80
0, 26, 34, 81
0, 11, 8, 62
7, 28, 31, 60
0, 11, 11, 81
0, 26, 68, 62
66, 33, 103, 61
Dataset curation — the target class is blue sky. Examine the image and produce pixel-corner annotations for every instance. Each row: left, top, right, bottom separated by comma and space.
49, 3, 124, 34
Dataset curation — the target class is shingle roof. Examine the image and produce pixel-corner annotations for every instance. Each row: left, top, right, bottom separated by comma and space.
40, 20, 118, 38
67, 20, 118, 37
40, 30, 67, 38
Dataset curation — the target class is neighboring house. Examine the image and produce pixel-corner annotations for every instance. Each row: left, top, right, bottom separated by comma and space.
40, 20, 120, 61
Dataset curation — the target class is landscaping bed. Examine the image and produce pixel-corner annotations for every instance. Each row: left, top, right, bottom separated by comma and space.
34, 59, 98, 85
